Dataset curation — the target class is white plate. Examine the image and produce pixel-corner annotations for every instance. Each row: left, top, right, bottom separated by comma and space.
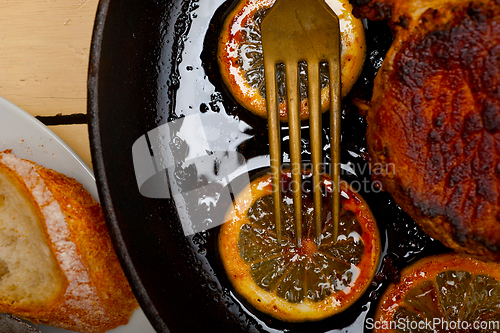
0, 96, 156, 333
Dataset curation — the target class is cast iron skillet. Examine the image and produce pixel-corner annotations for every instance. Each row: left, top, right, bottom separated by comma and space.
88, 0, 448, 332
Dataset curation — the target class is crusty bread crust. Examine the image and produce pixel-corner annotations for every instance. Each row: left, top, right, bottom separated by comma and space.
0, 149, 138, 333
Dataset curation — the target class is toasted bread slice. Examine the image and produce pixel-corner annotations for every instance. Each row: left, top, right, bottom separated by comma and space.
0, 149, 138, 333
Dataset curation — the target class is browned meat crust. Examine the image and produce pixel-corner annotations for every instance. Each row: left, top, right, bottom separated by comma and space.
352, 0, 500, 261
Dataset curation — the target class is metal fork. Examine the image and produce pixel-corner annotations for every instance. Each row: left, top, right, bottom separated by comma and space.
261, 0, 341, 247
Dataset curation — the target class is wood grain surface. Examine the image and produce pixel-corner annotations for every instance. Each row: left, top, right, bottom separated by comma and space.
1, 0, 99, 168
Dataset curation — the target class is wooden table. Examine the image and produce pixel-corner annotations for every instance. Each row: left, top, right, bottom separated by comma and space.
1, 0, 99, 169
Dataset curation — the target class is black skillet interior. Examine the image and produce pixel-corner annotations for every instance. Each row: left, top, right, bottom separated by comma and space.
88, 0, 449, 332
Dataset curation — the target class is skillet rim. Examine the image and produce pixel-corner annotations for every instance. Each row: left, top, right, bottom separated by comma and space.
87, 0, 169, 332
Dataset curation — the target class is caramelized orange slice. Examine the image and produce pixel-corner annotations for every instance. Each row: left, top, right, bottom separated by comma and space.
218, 0, 366, 120
219, 171, 380, 321
374, 253, 500, 333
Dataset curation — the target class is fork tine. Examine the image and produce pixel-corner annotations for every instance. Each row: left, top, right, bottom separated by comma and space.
307, 60, 323, 245
264, 59, 282, 244
261, 0, 342, 248
285, 60, 303, 248
329, 55, 342, 243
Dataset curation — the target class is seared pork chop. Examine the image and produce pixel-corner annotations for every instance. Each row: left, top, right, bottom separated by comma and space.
351, 0, 500, 261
